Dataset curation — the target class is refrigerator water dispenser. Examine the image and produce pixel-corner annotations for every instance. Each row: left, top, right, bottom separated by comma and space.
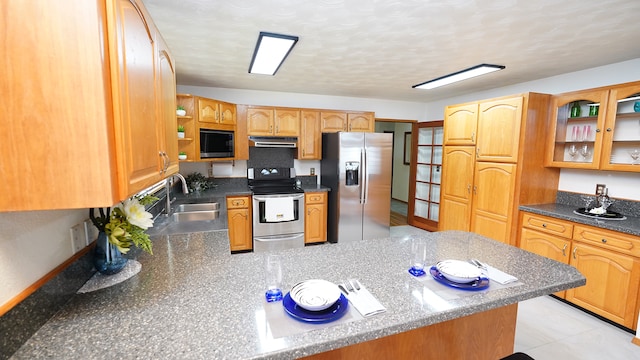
345, 162, 359, 186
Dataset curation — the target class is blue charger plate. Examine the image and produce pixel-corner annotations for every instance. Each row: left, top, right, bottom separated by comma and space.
430, 266, 490, 291
283, 292, 348, 323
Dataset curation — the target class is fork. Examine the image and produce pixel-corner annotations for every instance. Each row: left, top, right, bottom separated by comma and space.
349, 279, 361, 291
343, 280, 355, 293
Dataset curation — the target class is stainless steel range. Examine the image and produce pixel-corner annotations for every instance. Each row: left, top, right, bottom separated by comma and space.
248, 167, 305, 252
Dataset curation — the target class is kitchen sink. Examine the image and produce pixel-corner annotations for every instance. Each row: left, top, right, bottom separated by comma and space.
175, 203, 220, 212
171, 202, 221, 222
172, 210, 220, 222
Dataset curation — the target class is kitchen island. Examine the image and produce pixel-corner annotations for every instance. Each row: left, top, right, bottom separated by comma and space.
11, 230, 584, 359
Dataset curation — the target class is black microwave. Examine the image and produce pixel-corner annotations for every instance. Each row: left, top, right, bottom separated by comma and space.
200, 129, 234, 158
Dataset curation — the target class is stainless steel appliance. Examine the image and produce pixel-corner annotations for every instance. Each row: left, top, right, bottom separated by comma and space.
321, 132, 392, 243
200, 129, 234, 158
248, 167, 305, 252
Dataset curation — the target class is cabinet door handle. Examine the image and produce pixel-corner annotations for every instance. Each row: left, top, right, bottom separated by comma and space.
595, 128, 601, 133
471, 132, 475, 142
562, 244, 567, 257
542, 223, 547, 228
467, 184, 471, 193
476, 147, 480, 158
572, 246, 578, 259
276, 125, 279, 134
606, 128, 612, 132
601, 238, 607, 243
473, 185, 477, 195
215, 110, 219, 121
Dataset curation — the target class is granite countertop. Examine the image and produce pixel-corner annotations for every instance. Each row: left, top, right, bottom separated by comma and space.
519, 203, 640, 237
12, 230, 584, 359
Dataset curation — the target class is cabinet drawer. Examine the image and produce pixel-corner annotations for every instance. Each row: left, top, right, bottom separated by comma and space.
521, 213, 573, 238
573, 224, 640, 257
305, 192, 326, 204
227, 196, 250, 209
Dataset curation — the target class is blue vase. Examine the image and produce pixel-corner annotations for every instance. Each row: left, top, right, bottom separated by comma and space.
93, 231, 128, 275
634, 101, 640, 112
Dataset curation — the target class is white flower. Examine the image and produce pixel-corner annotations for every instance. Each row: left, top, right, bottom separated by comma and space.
121, 198, 154, 230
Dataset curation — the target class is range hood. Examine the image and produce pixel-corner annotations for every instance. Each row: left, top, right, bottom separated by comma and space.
249, 136, 297, 148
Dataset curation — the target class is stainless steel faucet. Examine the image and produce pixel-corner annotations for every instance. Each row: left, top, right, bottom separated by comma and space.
165, 173, 189, 215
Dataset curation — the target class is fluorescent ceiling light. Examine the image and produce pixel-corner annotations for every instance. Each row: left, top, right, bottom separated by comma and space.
249, 32, 299, 75
412, 64, 505, 90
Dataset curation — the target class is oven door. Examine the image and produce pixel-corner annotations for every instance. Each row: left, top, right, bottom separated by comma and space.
254, 233, 305, 252
252, 193, 305, 238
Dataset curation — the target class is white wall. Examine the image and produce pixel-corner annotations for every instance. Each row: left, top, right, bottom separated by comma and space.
421, 58, 640, 201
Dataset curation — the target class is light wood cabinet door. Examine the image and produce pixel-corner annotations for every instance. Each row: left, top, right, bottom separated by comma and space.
600, 82, 640, 172
476, 97, 523, 163
438, 146, 475, 231
299, 111, 321, 159
305, 192, 327, 243
470, 162, 517, 244
157, 33, 178, 176
198, 98, 220, 124
444, 103, 478, 145
247, 107, 275, 136
567, 242, 640, 329
520, 227, 570, 297
218, 101, 236, 125
321, 111, 347, 132
111, 0, 165, 198
227, 196, 253, 251
274, 109, 300, 136
348, 112, 374, 132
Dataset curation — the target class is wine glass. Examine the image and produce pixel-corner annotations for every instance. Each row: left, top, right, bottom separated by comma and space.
629, 149, 640, 165
580, 144, 590, 160
568, 144, 578, 159
580, 195, 594, 210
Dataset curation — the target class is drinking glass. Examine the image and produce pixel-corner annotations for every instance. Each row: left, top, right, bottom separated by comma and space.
580, 144, 590, 160
265, 254, 283, 302
408, 238, 427, 277
580, 195, 594, 210
568, 144, 578, 159
629, 149, 640, 165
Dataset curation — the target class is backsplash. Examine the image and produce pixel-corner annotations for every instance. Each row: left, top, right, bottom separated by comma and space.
248, 147, 295, 168
557, 191, 640, 218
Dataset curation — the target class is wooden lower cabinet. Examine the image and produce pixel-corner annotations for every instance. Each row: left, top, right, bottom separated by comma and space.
519, 212, 640, 329
227, 196, 253, 252
305, 192, 327, 244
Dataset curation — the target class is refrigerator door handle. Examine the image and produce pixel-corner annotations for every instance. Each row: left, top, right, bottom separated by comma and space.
360, 148, 365, 204
362, 147, 369, 204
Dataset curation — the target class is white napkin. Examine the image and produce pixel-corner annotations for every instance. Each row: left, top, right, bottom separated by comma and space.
483, 264, 518, 285
343, 283, 386, 317
264, 197, 294, 222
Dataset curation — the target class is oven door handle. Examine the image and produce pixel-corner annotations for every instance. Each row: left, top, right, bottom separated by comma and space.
253, 194, 304, 202
254, 233, 304, 242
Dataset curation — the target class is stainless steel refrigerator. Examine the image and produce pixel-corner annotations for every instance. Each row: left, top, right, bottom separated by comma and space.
321, 132, 392, 243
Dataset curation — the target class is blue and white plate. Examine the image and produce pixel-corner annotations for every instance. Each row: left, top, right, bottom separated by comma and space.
283, 292, 348, 323
430, 266, 489, 291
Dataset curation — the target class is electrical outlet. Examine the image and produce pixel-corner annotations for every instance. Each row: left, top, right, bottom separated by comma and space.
595, 184, 606, 195
84, 219, 99, 246
70, 223, 85, 253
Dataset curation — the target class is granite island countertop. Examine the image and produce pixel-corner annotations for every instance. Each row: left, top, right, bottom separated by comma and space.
11, 230, 584, 359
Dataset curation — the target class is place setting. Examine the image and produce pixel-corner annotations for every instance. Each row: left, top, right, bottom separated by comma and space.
407, 238, 521, 296
261, 254, 386, 339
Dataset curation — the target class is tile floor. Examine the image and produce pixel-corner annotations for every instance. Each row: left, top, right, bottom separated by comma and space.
389, 226, 640, 360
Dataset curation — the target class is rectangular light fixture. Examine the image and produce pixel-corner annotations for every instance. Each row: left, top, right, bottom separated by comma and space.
412, 64, 505, 90
248, 32, 299, 75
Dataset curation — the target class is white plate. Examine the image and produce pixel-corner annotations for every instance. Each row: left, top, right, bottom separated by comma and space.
436, 260, 482, 284
290, 279, 341, 311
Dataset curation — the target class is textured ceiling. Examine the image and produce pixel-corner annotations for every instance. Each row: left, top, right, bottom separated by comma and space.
142, 0, 640, 102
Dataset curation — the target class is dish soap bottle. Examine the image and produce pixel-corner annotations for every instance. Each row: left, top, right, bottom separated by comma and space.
570, 101, 581, 118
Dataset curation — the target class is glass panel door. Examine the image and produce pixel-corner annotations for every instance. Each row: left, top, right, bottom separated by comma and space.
601, 84, 640, 171
408, 121, 444, 231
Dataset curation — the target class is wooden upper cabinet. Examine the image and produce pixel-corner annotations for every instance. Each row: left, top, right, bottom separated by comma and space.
321, 111, 347, 132
348, 112, 375, 132
274, 109, 300, 136
247, 107, 275, 135
198, 98, 236, 126
476, 97, 523, 163
111, 0, 165, 198
298, 110, 321, 159
157, 32, 178, 177
444, 103, 478, 145
599, 82, 640, 172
